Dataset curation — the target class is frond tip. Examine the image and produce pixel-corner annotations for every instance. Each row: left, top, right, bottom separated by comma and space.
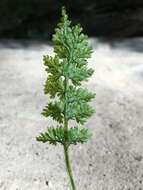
36, 127, 92, 146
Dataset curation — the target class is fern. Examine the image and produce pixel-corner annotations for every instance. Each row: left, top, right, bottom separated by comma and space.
36, 7, 95, 190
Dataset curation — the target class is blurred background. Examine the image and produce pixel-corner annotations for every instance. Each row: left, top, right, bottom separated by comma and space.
0, 1, 143, 190
0, 0, 143, 39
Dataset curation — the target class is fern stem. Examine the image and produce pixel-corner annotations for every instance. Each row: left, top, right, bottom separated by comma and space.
63, 71, 77, 190
64, 145, 76, 190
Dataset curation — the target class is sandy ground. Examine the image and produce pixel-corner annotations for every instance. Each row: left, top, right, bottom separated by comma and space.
0, 38, 143, 190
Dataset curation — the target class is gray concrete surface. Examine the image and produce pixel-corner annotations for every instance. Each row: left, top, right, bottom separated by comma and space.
0, 39, 143, 190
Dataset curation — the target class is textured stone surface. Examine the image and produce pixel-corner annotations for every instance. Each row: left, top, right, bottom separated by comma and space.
0, 38, 143, 189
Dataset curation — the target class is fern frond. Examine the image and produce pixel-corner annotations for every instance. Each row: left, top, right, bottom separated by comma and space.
36, 127, 91, 146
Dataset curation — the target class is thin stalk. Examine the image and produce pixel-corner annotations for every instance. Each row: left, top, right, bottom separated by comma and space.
63, 74, 77, 190
64, 144, 76, 190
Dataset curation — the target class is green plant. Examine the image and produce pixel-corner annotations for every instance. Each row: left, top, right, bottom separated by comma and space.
36, 7, 95, 190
